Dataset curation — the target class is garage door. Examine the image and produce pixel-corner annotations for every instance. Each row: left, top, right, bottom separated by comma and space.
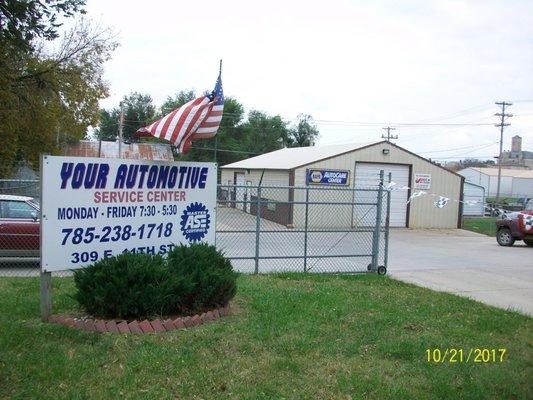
354, 163, 409, 227
463, 182, 485, 216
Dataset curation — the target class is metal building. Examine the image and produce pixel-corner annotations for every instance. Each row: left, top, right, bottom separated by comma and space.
458, 167, 533, 198
221, 141, 464, 229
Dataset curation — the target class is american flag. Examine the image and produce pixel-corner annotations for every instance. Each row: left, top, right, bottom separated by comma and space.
136, 67, 224, 154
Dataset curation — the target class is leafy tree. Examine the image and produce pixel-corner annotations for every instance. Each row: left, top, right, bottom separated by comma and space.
0, 0, 86, 49
160, 90, 195, 115
95, 92, 156, 142
120, 92, 156, 142
0, 20, 117, 177
286, 114, 319, 147
93, 109, 118, 141
241, 110, 289, 154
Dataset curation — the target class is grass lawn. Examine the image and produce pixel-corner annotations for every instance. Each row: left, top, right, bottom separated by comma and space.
0, 274, 532, 399
463, 217, 498, 237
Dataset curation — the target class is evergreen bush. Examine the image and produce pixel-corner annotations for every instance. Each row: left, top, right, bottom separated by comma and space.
73, 244, 236, 320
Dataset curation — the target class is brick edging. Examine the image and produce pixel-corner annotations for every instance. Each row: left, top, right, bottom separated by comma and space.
47, 304, 230, 334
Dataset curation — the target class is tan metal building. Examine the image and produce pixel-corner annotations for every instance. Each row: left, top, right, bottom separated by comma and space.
221, 141, 464, 229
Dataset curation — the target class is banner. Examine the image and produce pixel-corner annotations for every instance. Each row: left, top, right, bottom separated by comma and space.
41, 156, 217, 272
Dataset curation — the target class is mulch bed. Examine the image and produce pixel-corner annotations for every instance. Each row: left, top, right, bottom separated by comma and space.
47, 304, 231, 334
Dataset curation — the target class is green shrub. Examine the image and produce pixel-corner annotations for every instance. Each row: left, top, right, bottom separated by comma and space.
73, 244, 236, 320
167, 243, 237, 313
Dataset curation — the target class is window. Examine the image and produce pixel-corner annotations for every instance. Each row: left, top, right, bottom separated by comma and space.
0, 201, 37, 219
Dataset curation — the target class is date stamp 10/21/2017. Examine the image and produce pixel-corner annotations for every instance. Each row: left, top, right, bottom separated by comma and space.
426, 348, 507, 364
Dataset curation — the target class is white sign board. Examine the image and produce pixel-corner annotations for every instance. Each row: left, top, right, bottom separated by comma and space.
41, 156, 217, 272
414, 173, 431, 190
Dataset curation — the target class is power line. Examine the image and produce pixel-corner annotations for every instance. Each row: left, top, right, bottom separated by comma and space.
418, 141, 499, 154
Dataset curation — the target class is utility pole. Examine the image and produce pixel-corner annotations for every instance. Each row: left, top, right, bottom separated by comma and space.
494, 101, 513, 205
118, 105, 124, 158
382, 127, 398, 141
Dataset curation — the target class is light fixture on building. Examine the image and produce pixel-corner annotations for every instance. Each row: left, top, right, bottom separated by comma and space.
382, 148, 390, 155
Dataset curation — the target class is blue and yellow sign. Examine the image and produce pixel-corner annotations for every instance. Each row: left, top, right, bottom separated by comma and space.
306, 169, 350, 185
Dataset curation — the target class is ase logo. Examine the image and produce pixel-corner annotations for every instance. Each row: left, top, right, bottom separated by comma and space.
180, 202, 211, 242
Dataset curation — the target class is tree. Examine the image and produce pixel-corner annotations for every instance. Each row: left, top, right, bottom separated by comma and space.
0, 19, 118, 176
0, 0, 86, 49
95, 92, 156, 142
94, 109, 118, 141
120, 92, 156, 142
241, 111, 289, 153
286, 114, 319, 147
160, 90, 196, 116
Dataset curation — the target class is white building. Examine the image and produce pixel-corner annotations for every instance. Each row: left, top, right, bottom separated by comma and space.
458, 167, 533, 198
221, 141, 464, 229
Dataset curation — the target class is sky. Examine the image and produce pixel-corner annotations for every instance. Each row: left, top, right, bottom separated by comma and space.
84, 0, 533, 162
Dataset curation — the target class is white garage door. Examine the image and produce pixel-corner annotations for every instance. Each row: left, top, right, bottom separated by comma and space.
354, 163, 410, 227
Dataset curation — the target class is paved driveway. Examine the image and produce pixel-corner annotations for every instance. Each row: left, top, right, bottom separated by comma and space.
388, 229, 533, 316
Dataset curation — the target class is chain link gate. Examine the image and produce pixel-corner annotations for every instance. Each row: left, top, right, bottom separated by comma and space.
216, 171, 390, 274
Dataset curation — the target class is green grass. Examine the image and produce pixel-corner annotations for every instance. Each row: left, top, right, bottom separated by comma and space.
463, 217, 498, 236
0, 274, 532, 399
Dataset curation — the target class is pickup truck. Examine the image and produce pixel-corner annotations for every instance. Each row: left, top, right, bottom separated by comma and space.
496, 199, 533, 247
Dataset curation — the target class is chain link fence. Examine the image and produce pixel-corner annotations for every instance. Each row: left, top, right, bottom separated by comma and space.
216, 172, 390, 274
1, 174, 390, 277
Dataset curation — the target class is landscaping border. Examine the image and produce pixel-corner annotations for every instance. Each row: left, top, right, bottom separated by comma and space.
47, 304, 231, 334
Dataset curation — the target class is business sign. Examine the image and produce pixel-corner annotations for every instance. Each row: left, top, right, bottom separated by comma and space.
306, 169, 350, 185
414, 173, 431, 190
41, 156, 217, 272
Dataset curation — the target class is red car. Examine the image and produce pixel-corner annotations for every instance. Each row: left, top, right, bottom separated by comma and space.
496, 199, 533, 247
0, 195, 40, 262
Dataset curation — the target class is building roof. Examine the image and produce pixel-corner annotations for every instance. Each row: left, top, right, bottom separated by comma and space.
63, 140, 174, 161
0, 194, 34, 202
221, 140, 461, 177
222, 142, 372, 170
468, 167, 533, 179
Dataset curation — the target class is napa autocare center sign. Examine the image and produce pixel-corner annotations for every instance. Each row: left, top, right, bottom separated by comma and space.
41, 156, 217, 272
307, 169, 350, 185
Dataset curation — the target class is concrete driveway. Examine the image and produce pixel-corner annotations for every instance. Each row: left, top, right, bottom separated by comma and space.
388, 229, 533, 316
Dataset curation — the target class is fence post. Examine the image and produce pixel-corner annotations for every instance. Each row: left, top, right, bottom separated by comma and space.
384, 172, 392, 268
254, 186, 261, 274
303, 187, 309, 272
40, 271, 52, 321
371, 170, 384, 272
